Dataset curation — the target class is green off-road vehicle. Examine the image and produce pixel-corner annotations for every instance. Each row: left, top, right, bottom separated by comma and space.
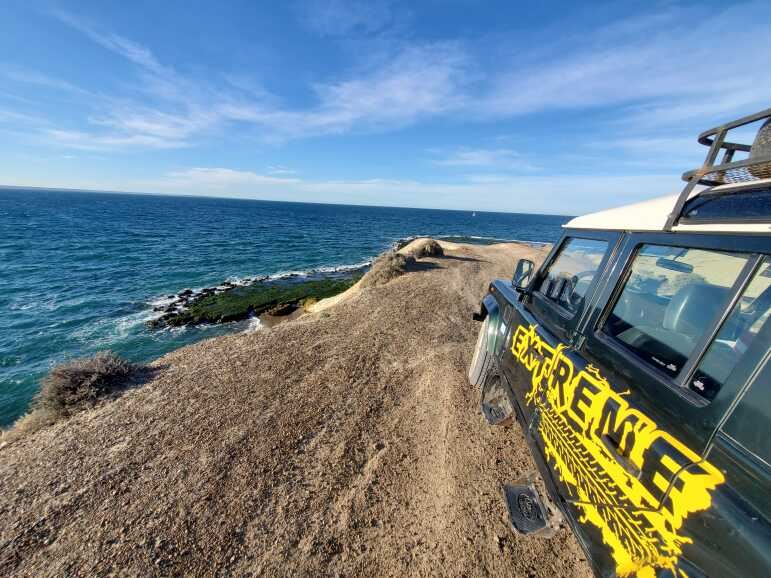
469, 108, 771, 577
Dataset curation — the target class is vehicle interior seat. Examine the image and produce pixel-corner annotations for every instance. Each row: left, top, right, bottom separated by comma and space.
694, 284, 771, 393
617, 283, 730, 372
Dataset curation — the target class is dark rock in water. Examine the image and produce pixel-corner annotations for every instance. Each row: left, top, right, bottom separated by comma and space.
167, 294, 175, 299
267, 302, 298, 316
179, 289, 193, 297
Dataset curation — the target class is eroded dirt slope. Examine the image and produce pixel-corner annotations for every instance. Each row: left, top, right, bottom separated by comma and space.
0, 241, 592, 577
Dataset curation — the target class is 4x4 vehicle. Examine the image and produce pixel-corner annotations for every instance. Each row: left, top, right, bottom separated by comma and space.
469, 108, 771, 577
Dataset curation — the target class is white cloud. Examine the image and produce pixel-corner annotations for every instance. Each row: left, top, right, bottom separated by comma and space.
479, 3, 771, 125
266, 165, 297, 175
433, 148, 538, 171
0, 107, 47, 126
51, 10, 167, 75
32, 10, 468, 149
1, 68, 92, 97
45, 128, 188, 150
214, 43, 468, 140
8, 2, 769, 163
160, 167, 301, 190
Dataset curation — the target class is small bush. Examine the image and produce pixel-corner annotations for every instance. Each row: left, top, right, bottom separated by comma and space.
361, 252, 416, 288
5, 352, 140, 439
408, 238, 444, 258
35, 351, 137, 417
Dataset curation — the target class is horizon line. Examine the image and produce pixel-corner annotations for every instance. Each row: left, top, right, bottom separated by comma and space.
0, 183, 576, 219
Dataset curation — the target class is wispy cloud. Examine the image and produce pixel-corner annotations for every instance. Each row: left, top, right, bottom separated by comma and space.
32, 10, 468, 149
479, 2, 771, 126
1, 68, 91, 96
161, 167, 302, 189
433, 148, 538, 171
51, 9, 167, 75
129, 166, 676, 214
42, 10, 227, 148
44, 128, 189, 150
7, 2, 771, 158
215, 42, 468, 139
0, 107, 48, 126
296, 0, 395, 37
266, 165, 297, 175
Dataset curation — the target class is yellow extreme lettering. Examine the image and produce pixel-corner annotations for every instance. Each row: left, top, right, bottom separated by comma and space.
509, 324, 724, 577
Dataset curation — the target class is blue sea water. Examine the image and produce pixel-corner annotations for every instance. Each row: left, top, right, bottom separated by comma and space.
0, 188, 570, 426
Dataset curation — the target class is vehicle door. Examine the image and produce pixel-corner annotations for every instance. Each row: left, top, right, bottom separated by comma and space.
501, 231, 618, 429
568, 234, 770, 577
689, 351, 771, 577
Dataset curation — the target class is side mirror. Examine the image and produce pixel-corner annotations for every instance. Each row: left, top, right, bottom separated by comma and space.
513, 258, 535, 291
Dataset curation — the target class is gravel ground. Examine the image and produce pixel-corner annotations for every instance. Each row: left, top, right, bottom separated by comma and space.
0, 241, 593, 577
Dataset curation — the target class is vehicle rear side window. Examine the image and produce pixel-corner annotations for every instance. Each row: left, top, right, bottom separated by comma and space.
682, 187, 771, 222
689, 258, 771, 401
722, 361, 771, 465
536, 237, 608, 315
603, 245, 750, 378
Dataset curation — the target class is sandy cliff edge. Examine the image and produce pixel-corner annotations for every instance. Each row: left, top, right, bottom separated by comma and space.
0, 240, 593, 578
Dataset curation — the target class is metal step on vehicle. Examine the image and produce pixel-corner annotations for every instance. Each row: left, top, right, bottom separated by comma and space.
469, 108, 771, 578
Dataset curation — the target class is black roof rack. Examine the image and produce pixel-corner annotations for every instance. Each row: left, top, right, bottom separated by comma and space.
664, 107, 771, 230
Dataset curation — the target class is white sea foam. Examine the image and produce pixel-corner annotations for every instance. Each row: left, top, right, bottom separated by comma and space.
149, 295, 177, 308
205, 261, 370, 289
114, 311, 152, 337
313, 260, 372, 274
243, 316, 263, 333
9, 295, 61, 312
395, 234, 550, 247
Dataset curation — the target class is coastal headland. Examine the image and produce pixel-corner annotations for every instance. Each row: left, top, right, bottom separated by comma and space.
0, 239, 592, 577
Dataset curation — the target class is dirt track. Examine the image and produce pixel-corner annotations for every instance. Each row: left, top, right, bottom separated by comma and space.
0, 241, 593, 577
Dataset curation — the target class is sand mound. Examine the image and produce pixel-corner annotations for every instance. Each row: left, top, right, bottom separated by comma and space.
311, 239, 442, 313
406, 238, 444, 258
360, 252, 416, 288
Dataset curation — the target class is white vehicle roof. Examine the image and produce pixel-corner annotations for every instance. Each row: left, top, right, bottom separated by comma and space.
564, 179, 771, 234
565, 107, 771, 234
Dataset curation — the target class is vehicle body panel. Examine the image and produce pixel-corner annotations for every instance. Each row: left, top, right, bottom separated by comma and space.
476, 228, 771, 578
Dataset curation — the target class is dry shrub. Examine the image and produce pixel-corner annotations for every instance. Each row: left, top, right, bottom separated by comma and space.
408, 238, 444, 258
361, 252, 416, 288
7, 409, 57, 439
301, 296, 319, 310
9, 352, 139, 438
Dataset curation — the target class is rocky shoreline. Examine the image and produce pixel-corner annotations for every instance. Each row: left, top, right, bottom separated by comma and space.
147, 272, 363, 329
145, 237, 447, 330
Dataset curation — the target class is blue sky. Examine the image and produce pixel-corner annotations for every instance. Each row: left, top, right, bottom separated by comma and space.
1, 0, 770, 214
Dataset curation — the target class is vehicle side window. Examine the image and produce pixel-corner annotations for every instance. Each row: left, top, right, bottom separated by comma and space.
689, 258, 771, 401
536, 237, 608, 315
603, 244, 750, 378
722, 361, 771, 465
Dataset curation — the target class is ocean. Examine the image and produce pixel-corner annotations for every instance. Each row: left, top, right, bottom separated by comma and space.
0, 188, 570, 426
